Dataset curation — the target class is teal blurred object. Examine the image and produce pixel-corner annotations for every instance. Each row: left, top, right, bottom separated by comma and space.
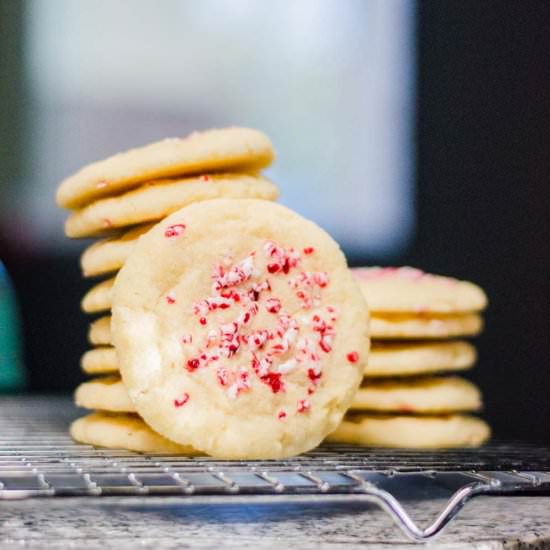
0, 262, 25, 390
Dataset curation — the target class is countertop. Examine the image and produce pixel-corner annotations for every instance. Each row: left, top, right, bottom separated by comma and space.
1, 495, 550, 549
0, 396, 549, 549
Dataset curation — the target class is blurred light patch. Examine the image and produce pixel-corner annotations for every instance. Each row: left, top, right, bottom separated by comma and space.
25, 0, 415, 257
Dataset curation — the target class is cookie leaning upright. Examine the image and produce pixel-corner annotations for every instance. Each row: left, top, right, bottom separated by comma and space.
56, 127, 275, 209
111, 199, 370, 459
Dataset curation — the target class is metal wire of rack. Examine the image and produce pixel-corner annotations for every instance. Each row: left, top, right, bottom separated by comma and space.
1, 397, 550, 542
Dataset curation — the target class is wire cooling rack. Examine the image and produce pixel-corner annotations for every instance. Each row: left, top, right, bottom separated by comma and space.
1, 397, 550, 542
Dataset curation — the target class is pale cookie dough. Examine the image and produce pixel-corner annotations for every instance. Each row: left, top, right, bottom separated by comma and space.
112, 199, 370, 459
327, 414, 491, 448
370, 312, 483, 339
70, 412, 198, 454
81, 224, 153, 277
353, 266, 487, 314
81, 347, 118, 375
366, 340, 476, 377
350, 376, 482, 413
88, 316, 112, 345
82, 278, 114, 314
65, 174, 279, 238
75, 376, 135, 412
57, 127, 275, 208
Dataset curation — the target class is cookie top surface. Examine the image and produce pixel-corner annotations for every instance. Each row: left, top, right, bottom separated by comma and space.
57, 127, 274, 209
112, 199, 369, 459
353, 267, 487, 314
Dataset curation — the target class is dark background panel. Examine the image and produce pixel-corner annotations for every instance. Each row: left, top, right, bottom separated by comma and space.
409, 1, 550, 443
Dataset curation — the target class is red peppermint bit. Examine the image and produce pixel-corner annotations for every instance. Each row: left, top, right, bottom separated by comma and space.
164, 223, 186, 238
265, 298, 281, 314
220, 289, 241, 303
308, 368, 322, 384
319, 339, 332, 353
346, 351, 359, 363
181, 334, 192, 344
216, 367, 229, 386
261, 372, 285, 393
174, 393, 190, 408
247, 329, 269, 351
313, 272, 329, 288
186, 358, 200, 372
166, 293, 176, 304
307, 386, 315, 395
278, 410, 287, 420
297, 399, 310, 413
303, 247, 315, 255
212, 254, 255, 291
227, 368, 252, 399
200, 175, 210, 182
264, 241, 300, 275
199, 317, 207, 326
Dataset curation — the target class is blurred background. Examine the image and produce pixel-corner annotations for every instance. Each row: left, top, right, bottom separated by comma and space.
0, 1, 549, 443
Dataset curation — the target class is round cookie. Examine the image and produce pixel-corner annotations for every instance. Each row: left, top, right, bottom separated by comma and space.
82, 278, 114, 314
366, 340, 476, 377
89, 316, 112, 346
370, 313, 483, 339
57, 127, 275, 209
112, 199, 370, 459
70, 412, 198, 454
353, 266, 487, 314
65, 174, 279, 238
75, 376, 135, 412
81, 347, 118, 375
327, 414, 490, 448
350, 376, 482, 413
81, 224, 154, 277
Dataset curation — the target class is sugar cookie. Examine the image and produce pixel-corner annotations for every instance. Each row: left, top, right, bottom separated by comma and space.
112, 199, 369, 459
351, 376, 482, 413
353, 267, 487, 314
82, 278, 114, 314
366, 341, 476, 377
88, 316, 111, 345
57, 127, 274, 208
81, 347, 118, 375
327, 414, 490, 448
81, 224, 153, 277
370, 313, 483, 339
70, 412, 197, 454
65, 174, 278, 238
75, 376, 134, 412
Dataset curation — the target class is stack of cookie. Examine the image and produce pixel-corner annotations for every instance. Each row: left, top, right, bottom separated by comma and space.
57, 128, 281, 451
328, 267, 491, 448
58, 128, 371, 458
